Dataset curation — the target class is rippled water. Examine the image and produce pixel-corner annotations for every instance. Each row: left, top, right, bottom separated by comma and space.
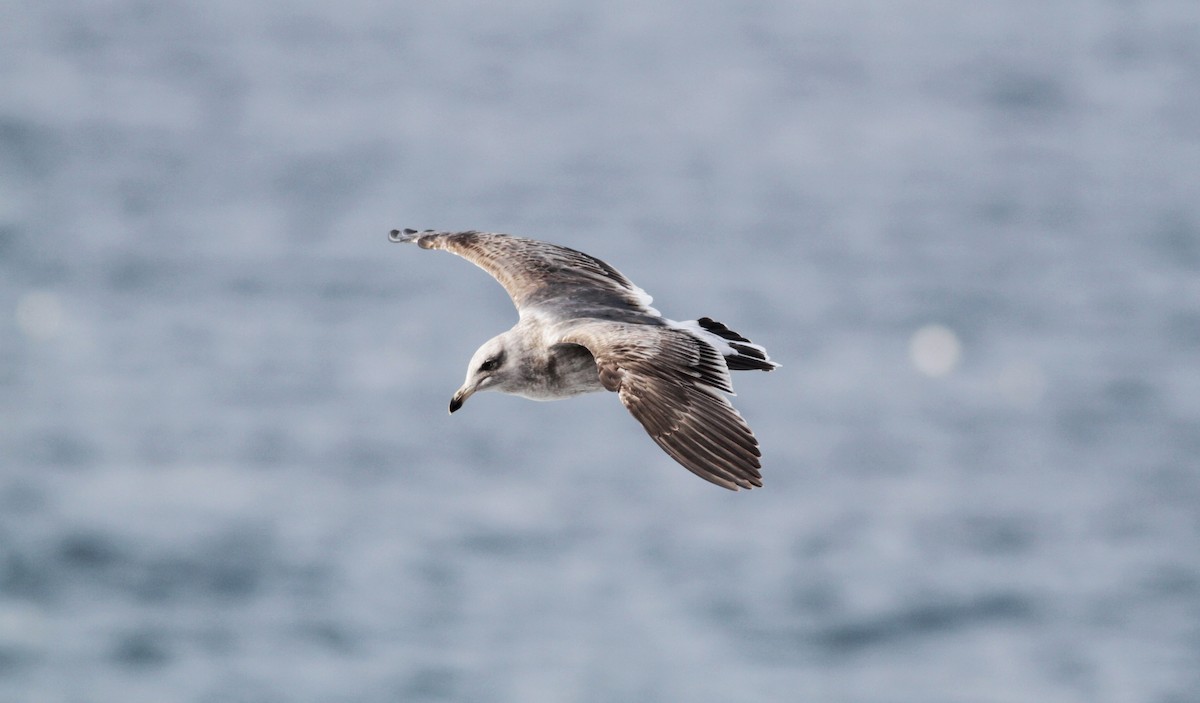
3, 2, 1199, 701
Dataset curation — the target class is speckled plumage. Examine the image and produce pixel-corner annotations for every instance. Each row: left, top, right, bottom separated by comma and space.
389, 228, 778, 491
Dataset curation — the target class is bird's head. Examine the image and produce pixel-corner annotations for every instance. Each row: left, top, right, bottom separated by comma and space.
449, 335, 511, 413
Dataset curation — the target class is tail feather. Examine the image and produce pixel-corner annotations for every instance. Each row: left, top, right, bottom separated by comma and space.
696, 317, 779, 372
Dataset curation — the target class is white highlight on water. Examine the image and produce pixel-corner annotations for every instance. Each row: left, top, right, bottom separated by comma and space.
910, 323, 961, 377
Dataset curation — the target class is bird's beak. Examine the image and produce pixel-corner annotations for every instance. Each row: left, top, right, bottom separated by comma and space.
448, 386, 474, 414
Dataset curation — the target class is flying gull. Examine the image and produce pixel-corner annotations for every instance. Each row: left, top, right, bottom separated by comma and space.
388, 228, 778, 490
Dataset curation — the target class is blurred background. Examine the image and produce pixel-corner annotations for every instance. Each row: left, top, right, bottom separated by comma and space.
3, 1, 1199, 701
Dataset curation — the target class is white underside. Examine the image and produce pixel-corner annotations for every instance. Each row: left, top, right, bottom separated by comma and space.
631, 286, 660, 316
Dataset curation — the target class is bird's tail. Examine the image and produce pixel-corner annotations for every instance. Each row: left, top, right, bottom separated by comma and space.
692, 317, 779, 371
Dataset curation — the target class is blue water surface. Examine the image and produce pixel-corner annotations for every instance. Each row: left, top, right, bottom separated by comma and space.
2, 2, 1198, 701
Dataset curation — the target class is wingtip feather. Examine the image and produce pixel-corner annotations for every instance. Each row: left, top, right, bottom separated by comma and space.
388, 228, 422, 243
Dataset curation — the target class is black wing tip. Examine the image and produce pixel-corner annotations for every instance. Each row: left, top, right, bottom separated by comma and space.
725, 353, 780, 372
696, 317, 747, 341
696, 318, 779, 372
388, 227, 423, 243
390, 228, 450, 248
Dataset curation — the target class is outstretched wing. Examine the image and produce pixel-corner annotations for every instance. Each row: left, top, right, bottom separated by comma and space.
560, 321, 764, 491
389, 229, 660, 322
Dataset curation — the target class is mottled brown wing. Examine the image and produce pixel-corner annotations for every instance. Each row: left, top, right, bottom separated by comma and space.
389, 229, 659, 321
561, 322, 764, 491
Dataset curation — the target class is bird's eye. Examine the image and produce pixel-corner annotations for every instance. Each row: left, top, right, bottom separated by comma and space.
479, 357, 500, 372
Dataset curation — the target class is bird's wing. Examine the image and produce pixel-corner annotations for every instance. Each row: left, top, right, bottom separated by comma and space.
389, 229, 660, 322
559, 320, 764, 490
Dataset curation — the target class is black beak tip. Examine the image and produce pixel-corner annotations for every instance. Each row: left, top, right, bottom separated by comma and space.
448, 396, 463, 414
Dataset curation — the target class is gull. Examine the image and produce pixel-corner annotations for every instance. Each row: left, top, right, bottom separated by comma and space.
389, 228, 778, 490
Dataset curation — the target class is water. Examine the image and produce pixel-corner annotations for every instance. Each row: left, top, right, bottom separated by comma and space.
2, 2, 1199, 701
